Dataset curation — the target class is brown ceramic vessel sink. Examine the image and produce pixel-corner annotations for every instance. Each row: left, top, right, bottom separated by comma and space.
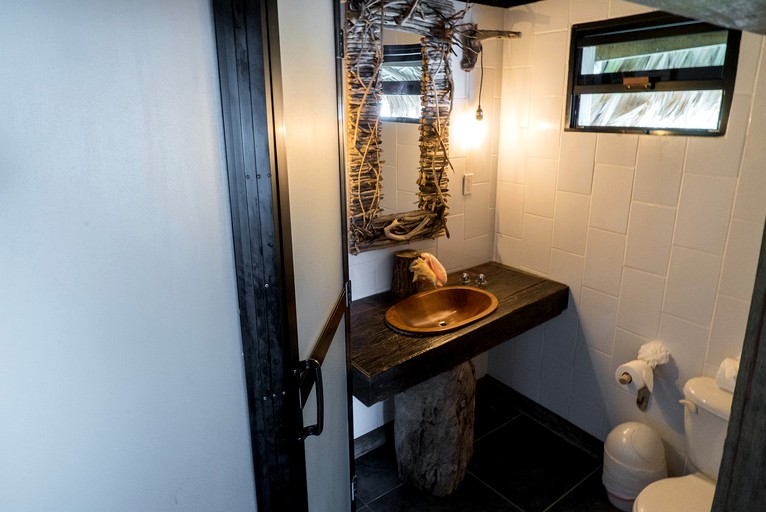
385, 286, 499, 335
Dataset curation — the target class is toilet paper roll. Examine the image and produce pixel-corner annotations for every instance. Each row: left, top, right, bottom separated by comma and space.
615, 360, 654, 393
715, 357, 739, 393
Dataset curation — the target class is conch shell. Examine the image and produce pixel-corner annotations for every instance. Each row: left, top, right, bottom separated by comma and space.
409, 252, 447, 288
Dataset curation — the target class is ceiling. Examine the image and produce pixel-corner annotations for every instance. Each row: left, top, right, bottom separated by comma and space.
467, 0, 766, 35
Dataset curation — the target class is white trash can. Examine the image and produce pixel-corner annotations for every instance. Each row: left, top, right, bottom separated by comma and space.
603, 422, 667, 512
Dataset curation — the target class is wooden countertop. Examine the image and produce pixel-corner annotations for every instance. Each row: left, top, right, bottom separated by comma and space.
351, 262, 569, 406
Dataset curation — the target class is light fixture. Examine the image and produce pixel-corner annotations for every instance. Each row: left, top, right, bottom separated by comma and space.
475, 49, 484, 121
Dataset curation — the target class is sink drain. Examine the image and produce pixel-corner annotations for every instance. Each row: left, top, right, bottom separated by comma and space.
438, 321, 448, 327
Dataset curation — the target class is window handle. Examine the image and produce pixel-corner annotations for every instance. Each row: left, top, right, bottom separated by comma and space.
623, 76, 652, 90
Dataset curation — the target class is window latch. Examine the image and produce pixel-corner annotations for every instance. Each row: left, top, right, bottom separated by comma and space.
622, 76, 652, 90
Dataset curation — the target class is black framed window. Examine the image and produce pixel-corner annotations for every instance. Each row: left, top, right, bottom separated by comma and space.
380, 43, 422, 123
565, 12, 741, 136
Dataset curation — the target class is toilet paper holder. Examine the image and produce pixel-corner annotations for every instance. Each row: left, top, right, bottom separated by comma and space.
616, 341, 671, 412
619, 372, 650, 410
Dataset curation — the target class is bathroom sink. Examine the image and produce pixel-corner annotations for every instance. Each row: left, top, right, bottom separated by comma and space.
385, 286, 499, 335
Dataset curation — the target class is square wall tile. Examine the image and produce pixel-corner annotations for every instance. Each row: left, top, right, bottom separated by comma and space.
608, 0, 655, 17
719, 218, 763, 301
552, 191, 590, 256
543, 303, 581, 365
657, 314, 709, 387
685, 95, 749, 178
733, 32, 763, 96
595, 133, 638, 167
497, 126, 528, 184
604, 385, 646, 435
625, 202, 676, 276
550, 248, 585, 293
733, 80, 766, 223
396, 144, 420, 193
664, 247, 722, 327
578, 287, 619, 355
568, 395, 606, 440
464, 234, 494, 268
558, 131, 596, 194
571, 342, 613, 404
496, 182, 524, 238
570, 0, 609, 25
437, 214, 464, 271
633, 136, 686, 207
527, 96, 563, 159
496, 234, 522, 267
396, 121, 420, 144
674, 174, 737, 255
531, 30, 568, 97
350, 259, 379, 300
520, 214, 553, 274
583, 228, 626, 297
532, 0, 570, 32
539, 356, 574, 417
589, 164, 635, 234
511, 325, 544, 369
464, 182, 492, 239
524, 157, 558, 218
504, 7, 535, 67
707, 295, 750, 366
616, 268, 665, 339
511, 365, 541, 400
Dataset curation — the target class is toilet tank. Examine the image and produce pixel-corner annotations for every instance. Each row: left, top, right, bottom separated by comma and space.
683, 377, 733, 480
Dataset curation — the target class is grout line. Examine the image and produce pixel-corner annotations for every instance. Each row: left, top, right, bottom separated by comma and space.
473, 410, 523, 443
540, 466, 603, 512
364, 482, 404, 511
466, 470, 526, 512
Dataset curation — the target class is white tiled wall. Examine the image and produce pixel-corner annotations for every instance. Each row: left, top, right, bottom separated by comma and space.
490, 0, 766, 474
350, 1, 505, 438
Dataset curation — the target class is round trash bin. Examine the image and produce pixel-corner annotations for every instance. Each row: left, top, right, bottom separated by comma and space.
603, 422, 667, 512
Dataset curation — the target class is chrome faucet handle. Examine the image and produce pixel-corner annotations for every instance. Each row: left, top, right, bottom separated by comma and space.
476, 274, 487, 286
460, 272, 471, 285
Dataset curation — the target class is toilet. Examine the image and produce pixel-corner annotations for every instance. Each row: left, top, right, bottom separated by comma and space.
632, 376, 733, 512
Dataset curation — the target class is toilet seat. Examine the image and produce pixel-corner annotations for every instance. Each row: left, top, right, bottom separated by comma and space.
632, 473, 715, 512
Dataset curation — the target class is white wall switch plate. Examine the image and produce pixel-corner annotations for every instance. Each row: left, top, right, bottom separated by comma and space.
463, 173, 474, 195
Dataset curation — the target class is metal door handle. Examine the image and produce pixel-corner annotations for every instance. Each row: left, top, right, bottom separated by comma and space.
296, 358, 324, 441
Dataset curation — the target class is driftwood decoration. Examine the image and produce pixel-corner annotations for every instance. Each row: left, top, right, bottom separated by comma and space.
345, 0, 467, 254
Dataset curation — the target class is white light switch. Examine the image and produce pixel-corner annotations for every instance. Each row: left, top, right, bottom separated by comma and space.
463, 173, 474, 195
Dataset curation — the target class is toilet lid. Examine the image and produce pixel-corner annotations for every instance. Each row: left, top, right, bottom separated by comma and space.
633, 474, 715, 512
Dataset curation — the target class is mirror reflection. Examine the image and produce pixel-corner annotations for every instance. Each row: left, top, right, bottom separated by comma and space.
344, 0, 466, 254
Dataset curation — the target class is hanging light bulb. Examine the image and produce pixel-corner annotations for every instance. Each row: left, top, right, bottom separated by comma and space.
475, 47, 485, 121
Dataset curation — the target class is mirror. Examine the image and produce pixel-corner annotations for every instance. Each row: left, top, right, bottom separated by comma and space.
344, 0, 468, 254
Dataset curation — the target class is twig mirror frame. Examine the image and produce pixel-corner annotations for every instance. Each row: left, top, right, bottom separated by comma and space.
345, 0, 466, 254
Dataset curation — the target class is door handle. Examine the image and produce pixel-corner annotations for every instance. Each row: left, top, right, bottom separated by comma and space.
295, 358, 324, 441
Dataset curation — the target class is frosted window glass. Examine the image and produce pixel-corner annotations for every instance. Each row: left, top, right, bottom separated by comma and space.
578, 90, 722, 130
380, 95, 421, 120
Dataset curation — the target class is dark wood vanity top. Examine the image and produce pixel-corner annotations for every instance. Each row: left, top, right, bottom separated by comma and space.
351, 262, 569, 406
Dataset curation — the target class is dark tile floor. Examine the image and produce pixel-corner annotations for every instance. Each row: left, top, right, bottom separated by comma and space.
355, 377, 620, 512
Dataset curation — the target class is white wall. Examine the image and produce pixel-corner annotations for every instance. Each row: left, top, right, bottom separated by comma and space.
350, 2, 506, 438
491, 0, 766, 475
0, 2, 257, 510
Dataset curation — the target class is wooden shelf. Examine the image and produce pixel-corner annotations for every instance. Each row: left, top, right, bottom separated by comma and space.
351, 262, 569, 406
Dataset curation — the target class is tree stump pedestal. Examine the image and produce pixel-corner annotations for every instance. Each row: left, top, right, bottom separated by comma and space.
393, 361, 476, 496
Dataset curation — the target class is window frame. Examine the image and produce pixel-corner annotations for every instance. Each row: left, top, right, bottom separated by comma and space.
565, 11, 742, 136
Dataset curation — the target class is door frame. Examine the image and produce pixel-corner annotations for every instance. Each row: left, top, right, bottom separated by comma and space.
212, 0, 307, 509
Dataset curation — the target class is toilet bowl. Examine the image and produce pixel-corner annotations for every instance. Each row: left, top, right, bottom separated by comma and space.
632, 377, 732, 512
